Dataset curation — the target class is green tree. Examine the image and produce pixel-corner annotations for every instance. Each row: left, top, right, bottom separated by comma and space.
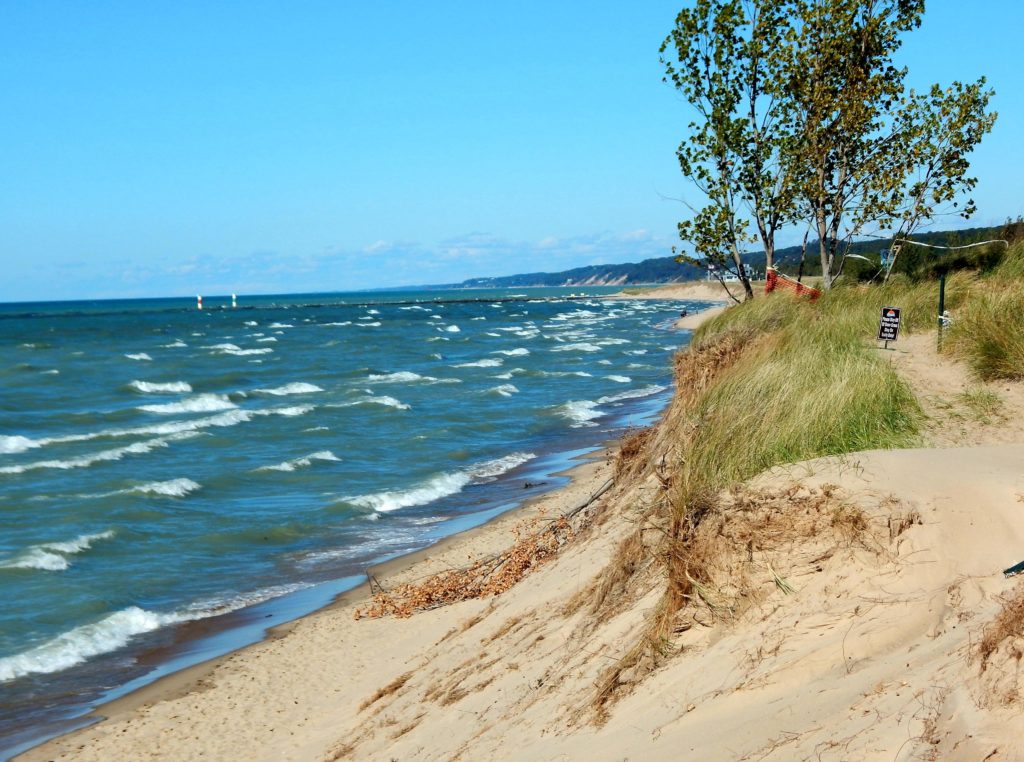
662, 0, 798, 301
664, 0, 996, 292
883, 79, 997, 278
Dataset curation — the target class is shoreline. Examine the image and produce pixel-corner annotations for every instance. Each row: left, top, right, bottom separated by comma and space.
55, 451, 615, 736
11, 284, 719, 761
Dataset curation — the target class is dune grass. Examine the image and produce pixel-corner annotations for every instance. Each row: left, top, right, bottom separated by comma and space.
948, 242, 1024, 380
592, 244, 1024, 716
589, 284, 928, 717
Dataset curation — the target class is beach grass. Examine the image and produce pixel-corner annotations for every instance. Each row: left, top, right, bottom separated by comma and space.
948, 242, 1024, 379
592, 280, 934, 715
590, 247, 1024, 714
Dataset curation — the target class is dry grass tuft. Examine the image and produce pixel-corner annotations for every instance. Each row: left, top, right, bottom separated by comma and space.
359, 671, 413, 711
615, 426, 654, 479
354, 515, 575, 619
979, 583, 1024, 672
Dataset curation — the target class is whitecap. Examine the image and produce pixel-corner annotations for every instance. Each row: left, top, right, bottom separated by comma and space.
606, 375, 632, 383
342, 452, 535, 512
322, 321, 352, 326
367, 371, 432, 384
356, 322, 382, 328
244, 320, 258, 326
0, 531, 115, 573
162, 340, 187, 348
127, 478, 201, 497
130, 380, 193, 394
550, 343, 602, 353
0, 548, 69, 571
41, 530, 116, 554
268, 405, 315, 417
124, 353, 152, 361
453, 358, 503, 368
443, 325, 461, 333
225, 347, 273, 356
0, 432, 200, 475
0, 606, 185, 682
367, 309, 380, 315
42, 369, 60, 375
0, 435, 40, 455
138, 394, 237, 415
256, 337, 278, 343
363, 396, 409, 410
597, 385, 668, 404
556, 400, 603, 427
257, 450, 341, 472
269, 322, 294, 329
253, 382, 323, 396
488, 384, 519, 398
492, 348, 529, 356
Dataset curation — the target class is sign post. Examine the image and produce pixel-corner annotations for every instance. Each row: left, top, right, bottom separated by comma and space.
877, 306, 901, 349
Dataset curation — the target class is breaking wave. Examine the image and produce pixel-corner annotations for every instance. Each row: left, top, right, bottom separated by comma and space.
257, 450, 341, 472
0, 531, 115, 573
129, 380, 193, 394
138, 394, 237, 415
341, 452, 536, 513
253, 382, 323, 396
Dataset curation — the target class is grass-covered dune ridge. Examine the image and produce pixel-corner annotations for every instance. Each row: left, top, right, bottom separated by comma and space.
588, 239, 1024, 712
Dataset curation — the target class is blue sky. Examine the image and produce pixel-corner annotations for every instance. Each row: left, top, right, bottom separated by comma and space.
1, 1, 1021, 301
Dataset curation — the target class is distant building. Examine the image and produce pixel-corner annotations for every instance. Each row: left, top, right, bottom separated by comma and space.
706, 263, 757, 282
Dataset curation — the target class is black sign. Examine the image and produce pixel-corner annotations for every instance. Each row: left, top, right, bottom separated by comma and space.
877, 306, 901, 342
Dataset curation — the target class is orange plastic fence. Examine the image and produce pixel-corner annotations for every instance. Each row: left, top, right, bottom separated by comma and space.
765, 268, 822, 302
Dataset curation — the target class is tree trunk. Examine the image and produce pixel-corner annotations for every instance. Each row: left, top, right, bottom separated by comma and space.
816, 212, 832, 290
731, 247, 755, 301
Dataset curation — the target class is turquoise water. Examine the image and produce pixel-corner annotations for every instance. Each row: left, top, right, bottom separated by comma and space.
0, 287, 704, 751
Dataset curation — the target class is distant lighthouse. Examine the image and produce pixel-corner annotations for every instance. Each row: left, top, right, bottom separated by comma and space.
197, 295, 203, 310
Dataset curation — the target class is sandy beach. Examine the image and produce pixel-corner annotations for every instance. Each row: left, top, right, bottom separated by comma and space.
18, 284, 1024, 761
